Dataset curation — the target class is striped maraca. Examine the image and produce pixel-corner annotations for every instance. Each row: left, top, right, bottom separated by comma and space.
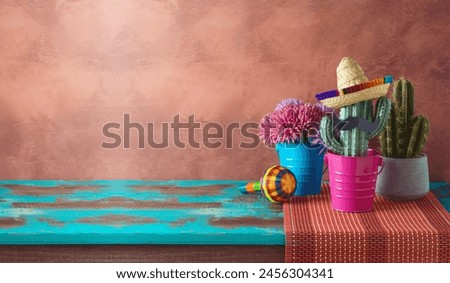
240, 165, 297, 203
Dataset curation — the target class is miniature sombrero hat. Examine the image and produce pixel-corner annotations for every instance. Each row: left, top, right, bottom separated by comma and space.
315, 57, 393, 108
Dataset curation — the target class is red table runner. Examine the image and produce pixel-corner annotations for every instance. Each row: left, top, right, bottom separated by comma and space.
284, 183, 450, 262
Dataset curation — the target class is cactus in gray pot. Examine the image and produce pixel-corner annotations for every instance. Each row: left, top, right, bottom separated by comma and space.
380, 78, 430, 158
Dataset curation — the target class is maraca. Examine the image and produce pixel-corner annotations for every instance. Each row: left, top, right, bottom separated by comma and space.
240, 165, 297, 203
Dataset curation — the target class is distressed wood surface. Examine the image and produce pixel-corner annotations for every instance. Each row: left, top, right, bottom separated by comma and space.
0, 180, 284, 245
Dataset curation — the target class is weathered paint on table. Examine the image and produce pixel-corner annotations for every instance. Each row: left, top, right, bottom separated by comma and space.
0, 180, 284, 245
430, 182, 450, 212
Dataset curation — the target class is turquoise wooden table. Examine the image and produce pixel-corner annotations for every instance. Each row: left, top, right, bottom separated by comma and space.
0, 180, 448, 262
0, 180, 284, 262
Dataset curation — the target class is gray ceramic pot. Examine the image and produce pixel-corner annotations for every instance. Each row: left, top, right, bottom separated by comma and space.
376, 154, 429, 201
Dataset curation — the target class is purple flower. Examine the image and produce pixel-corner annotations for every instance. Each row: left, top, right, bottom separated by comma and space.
275, 98, 304, 111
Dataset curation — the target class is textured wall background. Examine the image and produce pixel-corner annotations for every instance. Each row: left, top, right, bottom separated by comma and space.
0, 0, 449, 180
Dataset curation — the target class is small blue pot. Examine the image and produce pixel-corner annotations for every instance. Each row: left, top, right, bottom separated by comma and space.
275, 141, 325, 196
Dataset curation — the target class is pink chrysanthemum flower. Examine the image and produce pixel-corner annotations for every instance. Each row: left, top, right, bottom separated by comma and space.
259, 100, 325, 146
258, 113, 277, 147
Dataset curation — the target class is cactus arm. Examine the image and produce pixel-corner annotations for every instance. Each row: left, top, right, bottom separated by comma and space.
393, 79, 402, 108
382, 108, 397, 157
399, 78, 414, 129
368, 97, 391, 139
380, 130, 388, 156
340, 106, 353, 156
319, 116, 344, 155
356, 102, 369, 156
352, 103, 362, 156
395, 111, 407, 156
393, 80, 404, 157
403, 79, 415, 156
394, 78, 414, 130
406, 115, 430, 158
393, 79, 415, 158
342, 106, 352, 156
388, 109, 397, 157
361, 101, 372, 155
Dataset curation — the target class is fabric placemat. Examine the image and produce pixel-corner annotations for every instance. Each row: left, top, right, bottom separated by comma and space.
284, 183, 450, 262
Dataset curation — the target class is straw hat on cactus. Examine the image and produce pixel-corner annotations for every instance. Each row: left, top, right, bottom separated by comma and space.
315, 57, 393, 108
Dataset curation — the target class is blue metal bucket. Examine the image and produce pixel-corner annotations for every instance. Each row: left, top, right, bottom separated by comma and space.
275, 141, 325, 196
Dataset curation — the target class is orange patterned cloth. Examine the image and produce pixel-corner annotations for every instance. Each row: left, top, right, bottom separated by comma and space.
284, 183, 450, 262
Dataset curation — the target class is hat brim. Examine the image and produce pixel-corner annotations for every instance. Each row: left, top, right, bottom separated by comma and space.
320, 83, 390, 108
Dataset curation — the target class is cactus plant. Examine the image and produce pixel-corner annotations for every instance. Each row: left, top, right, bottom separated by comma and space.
320, 97, 391, 156
380, 78, 430, 158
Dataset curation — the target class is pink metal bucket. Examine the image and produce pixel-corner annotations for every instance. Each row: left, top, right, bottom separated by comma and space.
325, 150, 383, 213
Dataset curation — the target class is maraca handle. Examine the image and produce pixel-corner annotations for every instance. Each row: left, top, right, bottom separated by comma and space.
239, 181, 261, 194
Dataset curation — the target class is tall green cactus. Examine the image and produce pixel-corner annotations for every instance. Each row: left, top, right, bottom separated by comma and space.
320, 97, 391, 156
380, 78, 430, 158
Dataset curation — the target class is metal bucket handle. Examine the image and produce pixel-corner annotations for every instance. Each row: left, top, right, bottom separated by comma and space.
323, 154, 329, 176
377, 157, 385, 176
324, 153, 385, 175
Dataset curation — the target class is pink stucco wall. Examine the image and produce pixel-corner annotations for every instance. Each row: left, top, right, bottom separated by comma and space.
0, 0, 448, 181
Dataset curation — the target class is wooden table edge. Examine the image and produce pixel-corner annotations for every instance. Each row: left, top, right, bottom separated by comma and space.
0, 244, 285, 263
